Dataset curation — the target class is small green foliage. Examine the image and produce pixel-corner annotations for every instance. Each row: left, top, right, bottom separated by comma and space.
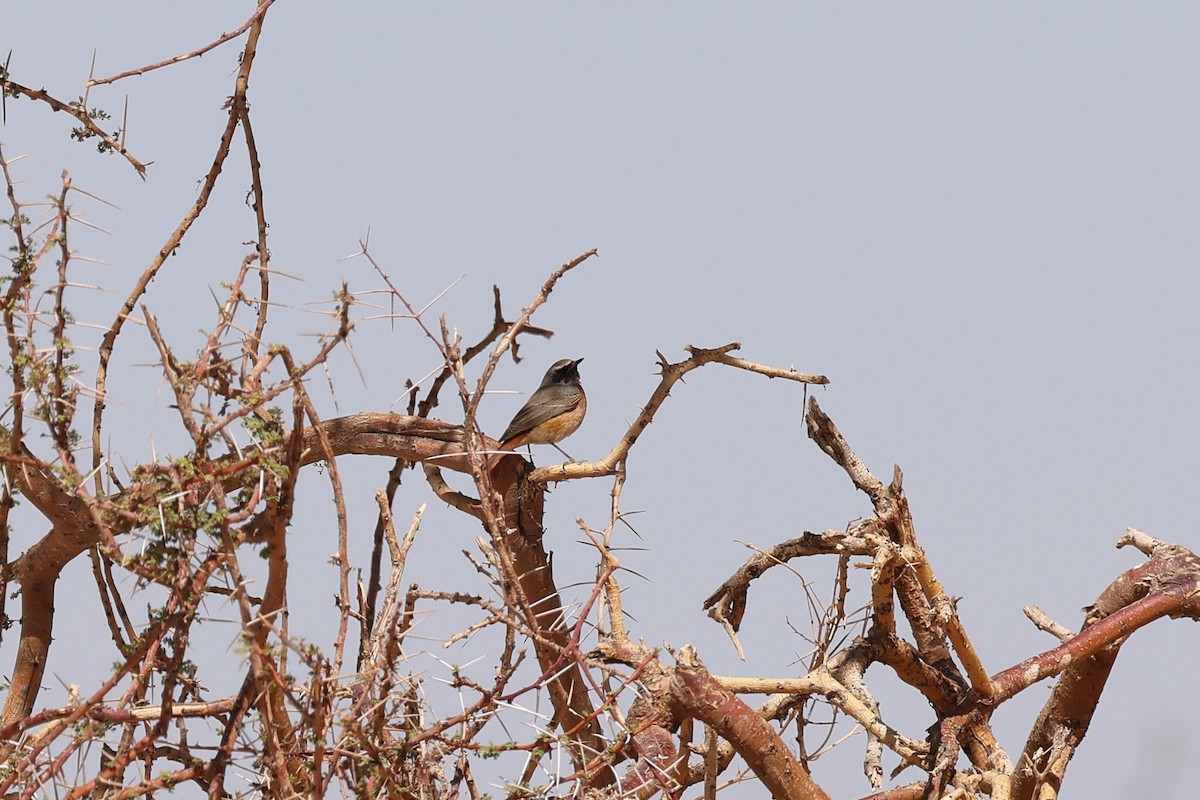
478, 742, 518, 760
73, 718, 115, 739
244, 405, 285, 444
67, 98, 117, 152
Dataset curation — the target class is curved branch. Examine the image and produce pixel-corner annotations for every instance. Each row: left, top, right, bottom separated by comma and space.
87, 0, 278, 87
526, 343, 828, 483
703, 527, 879, 633
2, 444, 108, 729
421, 462, 484, 520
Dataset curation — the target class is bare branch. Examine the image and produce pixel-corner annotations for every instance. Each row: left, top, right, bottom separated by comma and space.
526, 343, 829, 483
87, 0, 278, 87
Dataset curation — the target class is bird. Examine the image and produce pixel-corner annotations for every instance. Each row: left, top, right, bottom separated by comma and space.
498, 358, 587, 460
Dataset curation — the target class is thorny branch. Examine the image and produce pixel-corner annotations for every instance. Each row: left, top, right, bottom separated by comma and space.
4, 6, 1198, 799
524, 342, 829, 484
691, 398, 1200, 800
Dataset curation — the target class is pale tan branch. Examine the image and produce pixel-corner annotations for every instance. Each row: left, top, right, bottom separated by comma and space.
527, 343, 828, 484
1023, 606, 1074, 643
88, 0, 278, 87
0, 77, 147, 176
804, 397, 887, 507
422, 462, 484, 520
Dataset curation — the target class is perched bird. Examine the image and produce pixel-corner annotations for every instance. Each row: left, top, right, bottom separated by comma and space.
498, 358, 587, 459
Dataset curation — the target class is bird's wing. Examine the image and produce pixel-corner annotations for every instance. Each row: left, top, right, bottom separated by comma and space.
500, 388, 581, 443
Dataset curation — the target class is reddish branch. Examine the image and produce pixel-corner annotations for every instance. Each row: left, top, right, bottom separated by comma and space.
702, 397, 1200, 799
9, 362, 1198, 798
7, 8, 1196, 787
673, 646, 831, 800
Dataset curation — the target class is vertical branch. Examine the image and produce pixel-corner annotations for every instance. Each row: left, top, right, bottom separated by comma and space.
486, 456, 609, 775
1, 459, 107, 733
0, 141, 31, 645
238, 98, 270, 364
48, 171, 77, 458
358, 457, 408, 672
282, 348, 353, 679
464, 248, 597, 428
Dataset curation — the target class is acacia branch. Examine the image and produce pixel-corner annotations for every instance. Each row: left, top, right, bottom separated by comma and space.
469, 248, 599, 426
673, 646, 832, 800
89, 0, 273, 492
1007, 546, 1200, 800
526, 343, 829, 483
721, 669, 928, 768
703, 527, 879, 633
0, 77, 147, 176
87, 0, 277, 87
2, 447, 107, 729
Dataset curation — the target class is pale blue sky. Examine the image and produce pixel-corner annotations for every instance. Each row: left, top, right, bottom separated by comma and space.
3, 3, 1198, 797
